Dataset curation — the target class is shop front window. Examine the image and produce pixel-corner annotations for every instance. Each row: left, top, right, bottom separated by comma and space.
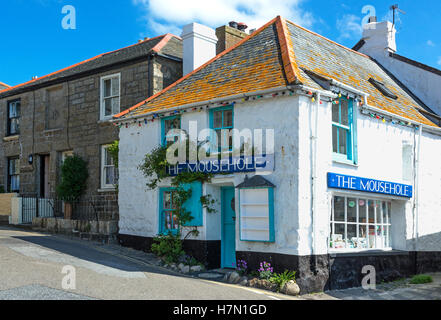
160, 189, 179, 234
330, 195, 392, 250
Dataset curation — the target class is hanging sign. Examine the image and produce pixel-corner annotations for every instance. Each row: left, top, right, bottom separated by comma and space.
327, 172, 413, 198
167, 154, 275, 176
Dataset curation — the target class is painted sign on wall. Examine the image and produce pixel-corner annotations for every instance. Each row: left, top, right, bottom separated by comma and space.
167, 154, 274, 176
327, 172, 413, 198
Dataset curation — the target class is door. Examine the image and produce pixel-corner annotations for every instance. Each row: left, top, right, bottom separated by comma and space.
221, 187, 236, 268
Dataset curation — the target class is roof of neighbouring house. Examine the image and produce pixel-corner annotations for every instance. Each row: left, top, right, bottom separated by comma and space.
0, 34, 182, 99
0, 82, 9, 90
115, 16, 437, 127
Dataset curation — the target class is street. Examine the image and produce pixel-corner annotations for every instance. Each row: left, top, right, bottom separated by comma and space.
0, 226, 292, 300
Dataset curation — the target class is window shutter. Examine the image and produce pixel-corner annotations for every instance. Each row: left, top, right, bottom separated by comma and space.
182, 181, 203, 226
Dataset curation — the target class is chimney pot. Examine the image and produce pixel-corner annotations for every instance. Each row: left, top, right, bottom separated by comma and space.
229, 21, 238, 29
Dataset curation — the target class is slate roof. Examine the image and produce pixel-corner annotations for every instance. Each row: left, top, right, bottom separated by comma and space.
115, 16, 437, 127
236, 175, 276, 188
0, 34, 182, 98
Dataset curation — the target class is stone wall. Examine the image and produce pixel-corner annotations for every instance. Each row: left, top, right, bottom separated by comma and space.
0, 193, 16, 216
0, 56, 182, 202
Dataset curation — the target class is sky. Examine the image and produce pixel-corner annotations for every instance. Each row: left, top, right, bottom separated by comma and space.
1, 0, 440, 86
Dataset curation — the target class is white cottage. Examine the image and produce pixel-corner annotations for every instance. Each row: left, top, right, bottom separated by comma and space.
113, 16, 441, 293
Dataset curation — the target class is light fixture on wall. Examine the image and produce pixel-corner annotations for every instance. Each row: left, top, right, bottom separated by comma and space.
28, 154, 33, 165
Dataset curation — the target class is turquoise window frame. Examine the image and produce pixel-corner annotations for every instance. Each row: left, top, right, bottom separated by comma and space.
209, 105, 234, 153
158, 182, 203, 235
161, 115, 181, 147
158, 187, 179, 235
332, 97, 357, 164
238, 187, 275, 243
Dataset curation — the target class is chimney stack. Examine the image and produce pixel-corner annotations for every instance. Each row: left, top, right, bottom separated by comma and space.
181, 22, 218, 76
361, 17, 397, 54
216, 21, 248, 55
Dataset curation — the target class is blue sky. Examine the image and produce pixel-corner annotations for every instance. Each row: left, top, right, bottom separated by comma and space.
1, 0, 440, 86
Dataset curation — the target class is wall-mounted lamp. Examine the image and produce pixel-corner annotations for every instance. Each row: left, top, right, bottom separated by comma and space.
28, 154, 33, 165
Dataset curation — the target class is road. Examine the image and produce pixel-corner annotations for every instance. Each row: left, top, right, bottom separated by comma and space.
0, 226, 292, 300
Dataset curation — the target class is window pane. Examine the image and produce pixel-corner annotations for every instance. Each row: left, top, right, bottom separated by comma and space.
333, 224, 346, 248
11, 175, 19, 192
368, 225, 376, 248
332, 103, 339, 123
104, 79, 111, 97
358, 199, 367, 223
10, 119, 19, 135
338, 128, 347, 155
333, 196, 345, 221
105, 167, 115, 185
368, 200, 375, 224
347, 224, 357, 248
223, 109, 233, 127
375, 201, 382, 224
382, 201, 387, 224
358, 225, 368, 249
213, 111, 222, 128
332, 126, 338, 153
340, 99, 349, 126
347, 198, 356, 222
171, 192, 178, 209
111, 77, 119, 96
376, 225, 385, 248
165, 211, 172, 230
104, 98, 112, 116
387, 202, 391, 225
164, 192, 172, 209
104, 149, 113, 166
111, 97, 120, 115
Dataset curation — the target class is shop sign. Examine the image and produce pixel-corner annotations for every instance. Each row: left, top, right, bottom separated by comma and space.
167, 154, 274, 176
327, 172, 413, 198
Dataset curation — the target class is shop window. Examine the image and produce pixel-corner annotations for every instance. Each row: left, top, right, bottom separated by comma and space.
101, 145, 117, 189
332, 97, 357, 164
8, 157, 20, 192
161, 115, 181, 147
209, 105, 234, 152
330, 195, 392, 250
7, 99, 20, 136
100, 73, 120, 120
159, 182, 203, 234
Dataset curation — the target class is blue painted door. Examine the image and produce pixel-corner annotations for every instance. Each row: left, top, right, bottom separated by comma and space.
221, 187, 236, 268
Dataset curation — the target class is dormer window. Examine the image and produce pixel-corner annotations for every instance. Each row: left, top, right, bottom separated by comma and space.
368, 78, 398, 100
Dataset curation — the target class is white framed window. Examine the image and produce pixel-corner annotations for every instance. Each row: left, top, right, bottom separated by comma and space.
101, 145, 117, 189
100, 73, 120, 120
330, 195, 392, 251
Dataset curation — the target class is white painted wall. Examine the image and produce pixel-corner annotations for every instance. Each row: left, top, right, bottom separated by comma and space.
359, 21, 441, 117
118, 91, 441, 257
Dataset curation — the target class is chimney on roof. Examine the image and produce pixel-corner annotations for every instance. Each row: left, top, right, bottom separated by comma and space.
181, 22, 218, 76
360, 17, 397, 55
215, 21, 248, 55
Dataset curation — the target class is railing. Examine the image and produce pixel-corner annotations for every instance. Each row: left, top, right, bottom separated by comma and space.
19, 194, 118, 224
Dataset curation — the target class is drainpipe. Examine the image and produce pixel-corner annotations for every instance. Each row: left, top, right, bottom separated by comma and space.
311, 93, 320, 258
413, 125, 422, 253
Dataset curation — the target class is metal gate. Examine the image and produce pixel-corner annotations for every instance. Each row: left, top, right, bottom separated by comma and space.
21, 195, 56, 224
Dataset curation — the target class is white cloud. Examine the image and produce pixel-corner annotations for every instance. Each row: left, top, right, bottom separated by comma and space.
427, 40, 436, 47
437, 57, 441, 66
336, 14, 363, 41
133, 0, 314, 37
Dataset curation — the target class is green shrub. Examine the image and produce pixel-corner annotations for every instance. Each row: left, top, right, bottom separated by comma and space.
56, 155, 88, 202
270, 270, 297, 290
151, 234, 185, 264
410, 274, 433, 284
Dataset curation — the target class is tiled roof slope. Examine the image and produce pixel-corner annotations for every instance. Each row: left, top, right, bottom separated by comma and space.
0, 82, 9, 90
116, 17, 289, 118
286, 22, 436, 126
116, 17, 436, 127
0, 34, 182, 97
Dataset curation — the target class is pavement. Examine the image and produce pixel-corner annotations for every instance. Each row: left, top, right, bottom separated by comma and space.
1, 225, 440, 300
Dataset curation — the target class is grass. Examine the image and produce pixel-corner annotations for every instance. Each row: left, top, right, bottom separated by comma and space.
410, 274, 433, 284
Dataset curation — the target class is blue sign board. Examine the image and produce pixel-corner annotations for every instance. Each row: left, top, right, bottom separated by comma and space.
167, 154, 274, 176
327, 172, 413, 198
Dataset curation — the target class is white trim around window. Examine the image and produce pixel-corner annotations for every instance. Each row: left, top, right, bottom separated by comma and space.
100, 73, 121, 120
101, 145, 117, 189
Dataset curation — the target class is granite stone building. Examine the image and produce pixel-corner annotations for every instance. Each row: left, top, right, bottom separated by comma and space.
0, 34, 182, 208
